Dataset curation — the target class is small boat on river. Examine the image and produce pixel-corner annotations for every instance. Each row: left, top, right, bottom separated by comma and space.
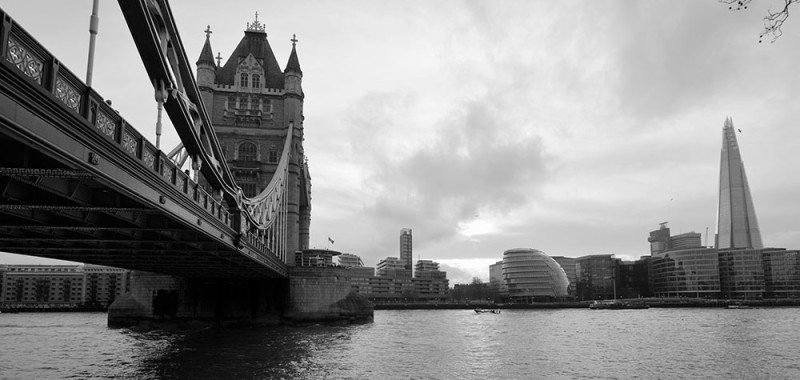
474, 308, 501, 314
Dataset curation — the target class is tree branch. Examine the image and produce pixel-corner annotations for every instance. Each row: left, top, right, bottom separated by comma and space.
721, 0, 799, 42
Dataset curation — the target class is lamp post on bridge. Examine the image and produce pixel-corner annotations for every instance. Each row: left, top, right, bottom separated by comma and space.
86, 0, 100, 87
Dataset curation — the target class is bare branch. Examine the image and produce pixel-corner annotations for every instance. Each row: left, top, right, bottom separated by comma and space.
720, 0, 799, 42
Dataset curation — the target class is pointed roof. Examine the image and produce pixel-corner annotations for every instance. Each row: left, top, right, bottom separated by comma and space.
215, 23, 284, 88
196, 25, 216, 67
716, 117, 763, 249
285, 34, 302, 75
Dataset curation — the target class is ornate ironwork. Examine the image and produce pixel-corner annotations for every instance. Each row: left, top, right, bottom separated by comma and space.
55, 76, 81, 113
121, 132, 137, 156
5, 37, 43, 84
142, 149, 155, 169
0, 168, 93, 178
161, 164, 173, 183
96, 111, 116, 139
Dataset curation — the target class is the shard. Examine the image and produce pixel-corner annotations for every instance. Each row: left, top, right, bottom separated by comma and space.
715, 117, 763, 249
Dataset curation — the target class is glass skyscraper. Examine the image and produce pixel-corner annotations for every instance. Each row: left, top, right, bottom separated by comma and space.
716, 117, 763, 250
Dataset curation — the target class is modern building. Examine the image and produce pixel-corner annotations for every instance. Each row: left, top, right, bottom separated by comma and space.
648, 223, 703, 254
551, 256, 577, 296
295, 249, 339, 267
195, 15, 311, 261
618, 257, 651, 298
648, 222, 672, 254
500, 248, 569, 302
0, 264, 129, 308
762, 249, 800, 299
670, 232, 703, 250
650, 248, 720, 298
715, 117, 763, 250
718, 248, 765, 299
400, 228, 413, 275
413, 260, 448, 300
489, 260, 505, 295
338, 253, 364, 268
376, 257, 411, 278
575, 254, 619, 300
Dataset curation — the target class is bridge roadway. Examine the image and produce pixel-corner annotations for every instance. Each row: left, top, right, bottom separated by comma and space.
0, 8, 287, 278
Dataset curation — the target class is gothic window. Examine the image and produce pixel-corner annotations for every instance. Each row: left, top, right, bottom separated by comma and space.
239, 96, 248, 109
262, 99, 272, 113
238, 142, 256, 161
268, 146, 278, 163
227, 96, 235, 109
252, 74, 260, 89
240, 73, 249, 87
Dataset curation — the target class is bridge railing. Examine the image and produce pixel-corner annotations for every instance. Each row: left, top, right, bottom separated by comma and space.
1, 8, 232, 230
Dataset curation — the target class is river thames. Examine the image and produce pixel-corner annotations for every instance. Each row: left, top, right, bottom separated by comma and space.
1, 308, 799, 379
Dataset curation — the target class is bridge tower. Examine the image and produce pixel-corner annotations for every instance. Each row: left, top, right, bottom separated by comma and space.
195, 15, 311, 264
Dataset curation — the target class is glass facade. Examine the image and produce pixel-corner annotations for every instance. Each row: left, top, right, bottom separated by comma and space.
650, 248, 720, 298
762, 249, 800, 298
575, 255, 618, 300
718, 249, 765, 299
501, 248, 569, 301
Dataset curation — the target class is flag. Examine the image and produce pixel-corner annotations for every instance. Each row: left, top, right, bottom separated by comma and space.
328, 237, 334, 244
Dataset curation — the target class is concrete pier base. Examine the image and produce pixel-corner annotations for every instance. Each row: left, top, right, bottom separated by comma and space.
108, 268, 373, 327
108, 271, 285, 328
284, 267, 374, 324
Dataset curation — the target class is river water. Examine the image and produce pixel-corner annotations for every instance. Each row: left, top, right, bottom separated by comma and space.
1, 308, 799, 379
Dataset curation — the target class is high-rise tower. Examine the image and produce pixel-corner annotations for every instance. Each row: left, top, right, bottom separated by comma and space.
715, 117, 763, 249
400, 228, 413, 275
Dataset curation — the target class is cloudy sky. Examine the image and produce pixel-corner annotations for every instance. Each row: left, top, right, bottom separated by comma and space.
2, 1, 799, 284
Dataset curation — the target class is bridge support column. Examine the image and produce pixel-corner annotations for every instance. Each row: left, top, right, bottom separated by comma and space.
284, 267, 373, 324
108, 271, 286, 328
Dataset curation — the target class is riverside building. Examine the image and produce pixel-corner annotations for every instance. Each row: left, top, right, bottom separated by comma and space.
499, 248, 569, 302
0, 264, 129, 309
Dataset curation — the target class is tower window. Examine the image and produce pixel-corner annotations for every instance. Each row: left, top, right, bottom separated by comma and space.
252, 74, 260, 88
240, 73, 249, 87
238, 142, 257, 161
268, 147, 278, 163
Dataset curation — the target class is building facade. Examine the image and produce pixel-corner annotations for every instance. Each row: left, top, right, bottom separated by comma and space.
551, 256, 577, 296
195, 16, 311, 263
575, 254, 618, 300
501, 248, 569, 301
650, 248, 720, 298
338, 253, 364, 268
762, 249, 800, 298
0, 264, 129, 308
376, 257, 411, 278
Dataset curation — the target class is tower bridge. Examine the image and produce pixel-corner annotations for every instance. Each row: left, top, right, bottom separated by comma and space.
0, 1, 371, 325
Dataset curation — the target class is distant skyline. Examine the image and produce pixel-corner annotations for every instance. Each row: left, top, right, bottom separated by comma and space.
1, 1, 799, 284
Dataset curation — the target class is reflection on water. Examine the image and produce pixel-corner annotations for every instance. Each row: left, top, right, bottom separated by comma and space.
1, 308, 800, 379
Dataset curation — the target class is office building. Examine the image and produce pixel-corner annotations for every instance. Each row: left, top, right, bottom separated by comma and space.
716, 117, 763, 250
575, 254, 619, 300
376, 257, 410, 278
650, 248, 720, 298
0, 264, 129, 308
551, 256, 577, 296
501, 248, 569, 301
338, 253, 364, 268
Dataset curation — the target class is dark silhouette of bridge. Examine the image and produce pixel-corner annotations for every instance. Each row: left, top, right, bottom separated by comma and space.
0, 2, 304, 279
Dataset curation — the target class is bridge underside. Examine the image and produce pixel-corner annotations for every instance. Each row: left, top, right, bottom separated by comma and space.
0, 126, 277, 278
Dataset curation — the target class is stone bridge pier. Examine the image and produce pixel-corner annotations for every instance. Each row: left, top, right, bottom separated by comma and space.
108, 269, 373, 328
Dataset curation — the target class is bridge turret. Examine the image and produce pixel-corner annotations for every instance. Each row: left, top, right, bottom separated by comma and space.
196, 25, 217, 93
283, 35, 303, 131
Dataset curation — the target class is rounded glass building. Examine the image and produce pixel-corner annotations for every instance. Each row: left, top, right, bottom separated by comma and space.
501, 248, 569, 301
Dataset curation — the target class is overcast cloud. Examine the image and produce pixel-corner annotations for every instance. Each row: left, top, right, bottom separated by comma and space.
2, 1, 799, 284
